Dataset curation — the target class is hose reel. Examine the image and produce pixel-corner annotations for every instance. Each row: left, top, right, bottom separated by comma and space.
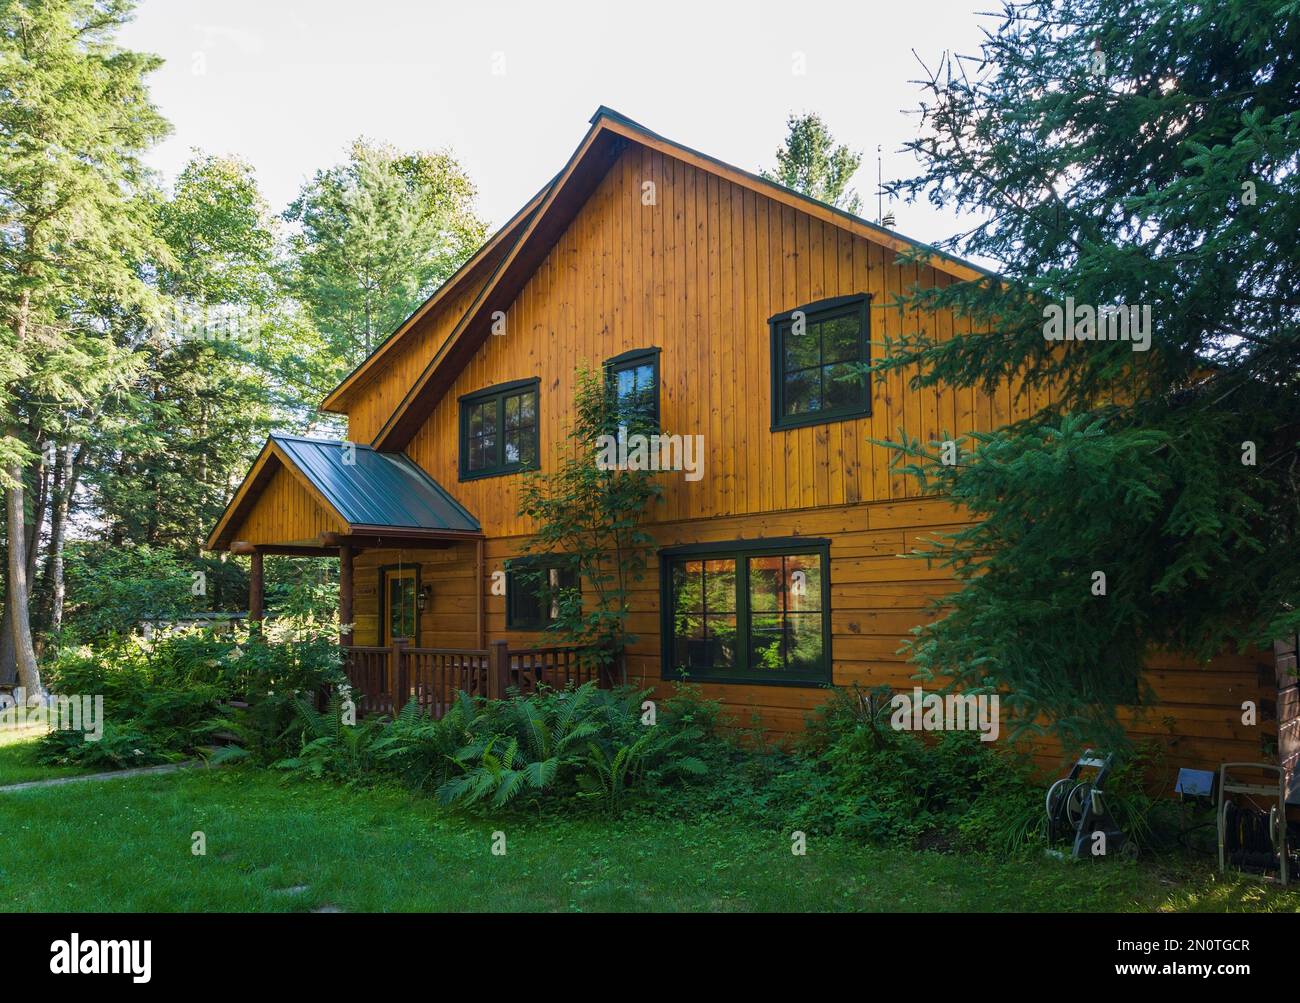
1046, 750, 1135, 860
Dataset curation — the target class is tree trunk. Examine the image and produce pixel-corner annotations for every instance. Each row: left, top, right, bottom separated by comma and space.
0, 583, 16, 688
6, 285, 43, 696
6, 459, 43, 696
26, 444, 48, 588
39, 441, 76, 640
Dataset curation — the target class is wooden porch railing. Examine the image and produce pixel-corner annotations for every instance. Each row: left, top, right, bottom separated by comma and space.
340, 639, 610, 720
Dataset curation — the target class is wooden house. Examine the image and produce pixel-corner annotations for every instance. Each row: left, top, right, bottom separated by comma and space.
206, 107, 1290, 779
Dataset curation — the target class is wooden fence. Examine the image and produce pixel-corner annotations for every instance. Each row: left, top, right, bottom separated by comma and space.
340, 639, 610, 719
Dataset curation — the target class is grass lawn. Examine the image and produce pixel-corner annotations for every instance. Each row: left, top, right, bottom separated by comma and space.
0, 724, 94, 787
1, 744, 1297, 913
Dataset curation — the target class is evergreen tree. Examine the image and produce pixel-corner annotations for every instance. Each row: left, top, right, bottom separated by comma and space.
0, 0, 169, 693
284, 139, 486, 372
879, 0, 1300, 746
762, 112, 863, 213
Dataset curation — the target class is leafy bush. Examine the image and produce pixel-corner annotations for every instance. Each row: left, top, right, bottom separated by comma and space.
786, 685, 1045, 854
266, 680, 721, 814
269, 694, 388, 783
38, 720, 173, 770
36, 621, 344, 767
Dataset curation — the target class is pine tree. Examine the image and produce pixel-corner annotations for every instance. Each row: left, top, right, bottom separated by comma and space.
762, 112, 863, 213
878, 0, 1300, 746
284, 140, 486, 372
0, 0, 170, 693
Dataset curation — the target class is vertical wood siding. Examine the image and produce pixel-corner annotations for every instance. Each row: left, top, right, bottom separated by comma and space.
333, 139, 1271, 771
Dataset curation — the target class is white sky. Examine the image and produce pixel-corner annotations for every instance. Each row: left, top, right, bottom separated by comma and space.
121, 0, 992, 251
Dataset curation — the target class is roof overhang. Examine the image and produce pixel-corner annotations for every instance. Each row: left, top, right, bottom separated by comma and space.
205, 435, 482, 552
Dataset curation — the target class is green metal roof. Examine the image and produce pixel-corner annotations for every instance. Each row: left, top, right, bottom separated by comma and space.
272, 434, 481, 533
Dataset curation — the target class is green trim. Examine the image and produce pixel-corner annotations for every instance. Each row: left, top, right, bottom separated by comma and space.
505, 554, 579, 630
604, 346, 661, 432
458, 378, 541, 482
770, 294, 871, 432
659, 539, 832, 688
378, 563, 422, 645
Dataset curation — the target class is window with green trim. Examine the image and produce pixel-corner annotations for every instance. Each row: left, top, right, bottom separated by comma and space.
661, 540, 830, 685
769, 294, 870, 430
605, 347, 660, 433
506, 555, 580, 630
459, 379, 539, 480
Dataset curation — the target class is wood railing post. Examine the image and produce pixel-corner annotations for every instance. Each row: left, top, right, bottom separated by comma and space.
488, 640, 510, 701
338, 544, 354, 647
390, 638, 409, 714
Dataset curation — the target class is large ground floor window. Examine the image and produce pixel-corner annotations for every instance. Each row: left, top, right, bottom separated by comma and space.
660, 538, 831, 686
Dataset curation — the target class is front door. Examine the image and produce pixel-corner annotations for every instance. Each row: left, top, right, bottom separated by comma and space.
383, 567, 419, 644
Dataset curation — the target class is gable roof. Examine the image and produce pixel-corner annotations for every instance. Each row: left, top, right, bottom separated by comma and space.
205, 433, 480, 551
366, 106, 995, 452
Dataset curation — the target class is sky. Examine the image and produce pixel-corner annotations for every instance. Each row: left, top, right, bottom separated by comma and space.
120, 0, 993, 250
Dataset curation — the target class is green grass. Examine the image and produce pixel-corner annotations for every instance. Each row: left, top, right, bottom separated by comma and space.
0, 724, 94, 787
1, 753, 1296, 912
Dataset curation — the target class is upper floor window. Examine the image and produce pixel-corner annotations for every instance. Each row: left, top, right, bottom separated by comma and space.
459, 378, 540, 480
769, 294, 871, 430
605, 347, 660, 433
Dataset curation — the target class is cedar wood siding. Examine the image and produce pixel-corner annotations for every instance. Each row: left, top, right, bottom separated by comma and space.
345, 140, 1276, 772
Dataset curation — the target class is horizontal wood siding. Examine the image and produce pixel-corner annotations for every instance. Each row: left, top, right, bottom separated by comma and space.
352, 543, 479, 649
352, 498, 1273, 774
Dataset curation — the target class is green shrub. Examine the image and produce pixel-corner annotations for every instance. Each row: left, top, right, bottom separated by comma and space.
36, 622, 344, 767
38, 721, 173, 770
269, 694, 388, 783
787, 686, 1045, 854
263, 681, 724, 814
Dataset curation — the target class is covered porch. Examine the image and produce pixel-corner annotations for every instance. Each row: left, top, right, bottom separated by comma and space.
205, 433, 606, 717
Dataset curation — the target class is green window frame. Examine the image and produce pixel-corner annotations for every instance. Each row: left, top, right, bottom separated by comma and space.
769, 293, 871, 430
506, 554, 580, 630
605, 347, 661, 433
660, 538, 831, 687
458, 378, 540, 481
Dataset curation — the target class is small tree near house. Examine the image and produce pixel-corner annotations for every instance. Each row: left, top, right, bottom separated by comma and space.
516, 365, 663, 682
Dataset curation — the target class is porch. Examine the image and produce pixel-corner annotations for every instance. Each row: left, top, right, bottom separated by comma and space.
341, 639, 611, 718
205, 432, 608, 717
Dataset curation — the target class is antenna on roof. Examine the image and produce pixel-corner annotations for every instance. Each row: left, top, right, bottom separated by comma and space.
877, 145, 895, 229
877, 145, 882, 225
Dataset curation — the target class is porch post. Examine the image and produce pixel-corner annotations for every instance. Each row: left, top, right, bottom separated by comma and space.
475, 538, 485, 649
249, 549, 264, 636
338, 543, 354, 647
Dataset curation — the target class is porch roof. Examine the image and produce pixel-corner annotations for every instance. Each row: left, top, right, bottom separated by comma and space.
205, 434, 481, 552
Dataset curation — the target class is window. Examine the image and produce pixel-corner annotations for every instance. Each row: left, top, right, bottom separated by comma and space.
661, 539, 830, 686
506, 555, 580, 630
459, 378, 540, 480
605, 347, 660, 432
769, 294, 871, 430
